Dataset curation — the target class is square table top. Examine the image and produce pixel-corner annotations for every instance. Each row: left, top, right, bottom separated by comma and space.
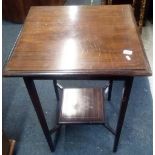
3, 5, 151, 77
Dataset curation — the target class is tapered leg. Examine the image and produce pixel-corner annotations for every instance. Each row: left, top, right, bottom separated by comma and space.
113, 77, 133, 152
108, 80, 113, 101
53, 80, 59, 101
24, 77, 55, 152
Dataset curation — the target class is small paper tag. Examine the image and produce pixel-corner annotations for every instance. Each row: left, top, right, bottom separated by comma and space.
123, 49, 133, 55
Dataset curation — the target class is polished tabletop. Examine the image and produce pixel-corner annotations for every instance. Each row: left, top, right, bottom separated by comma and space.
3, 5, 151, 77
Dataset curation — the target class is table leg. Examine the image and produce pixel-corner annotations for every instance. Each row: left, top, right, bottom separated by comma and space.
108, 80, 113, 101
23, 77, 55, 152
113, 77, 133, 152
53, 80, 59, 101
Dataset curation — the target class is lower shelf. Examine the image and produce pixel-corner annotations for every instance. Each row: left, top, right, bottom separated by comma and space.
59, 88, 104, 124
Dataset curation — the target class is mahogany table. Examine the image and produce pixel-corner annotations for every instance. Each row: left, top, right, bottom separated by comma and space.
3, 5, 151, 152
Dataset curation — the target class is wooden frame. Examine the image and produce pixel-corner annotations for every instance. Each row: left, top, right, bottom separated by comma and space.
23, 76, 133, 152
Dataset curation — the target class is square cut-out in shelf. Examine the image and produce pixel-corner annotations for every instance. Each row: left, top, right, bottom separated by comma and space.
59, 88, 105, 124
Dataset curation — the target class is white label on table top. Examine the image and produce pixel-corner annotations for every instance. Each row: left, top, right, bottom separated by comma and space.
123, 49, 133, 55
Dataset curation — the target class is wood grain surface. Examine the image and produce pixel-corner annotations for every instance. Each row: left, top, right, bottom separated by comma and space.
59, 88, 104, 124
3, 5, 151, 77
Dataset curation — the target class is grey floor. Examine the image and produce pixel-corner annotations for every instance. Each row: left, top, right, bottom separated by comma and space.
2, 1, 153, 155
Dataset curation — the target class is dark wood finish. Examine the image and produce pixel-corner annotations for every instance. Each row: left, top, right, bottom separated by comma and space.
23, 77, 55, 152
3, 5, 151, 77
113, 77, 133, 152
146, 0, 152, 22
108, 80, 113, 101
59, 88, 104, 124
53, 80, 59, 101
104, 123, 116, 135
3, 5, 152, 153
2, 0, 65, 23
49, 125, 61, 135
107, 0, 133, 4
